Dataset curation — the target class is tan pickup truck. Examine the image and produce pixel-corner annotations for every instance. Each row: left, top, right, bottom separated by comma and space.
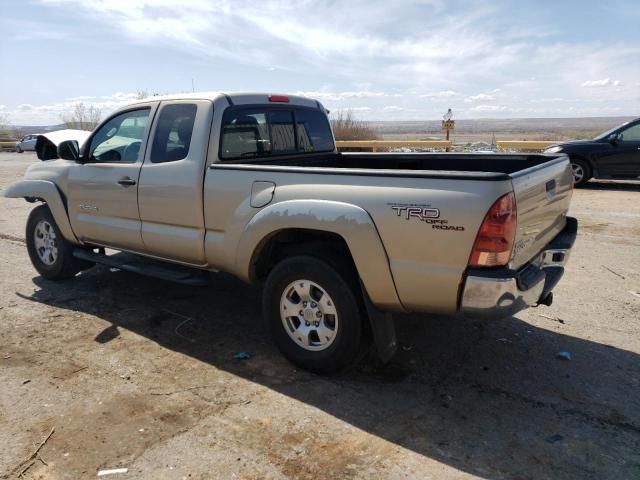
5, 92, 577, 372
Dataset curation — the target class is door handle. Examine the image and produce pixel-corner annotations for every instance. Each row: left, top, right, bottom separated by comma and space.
117, 177, 136, 186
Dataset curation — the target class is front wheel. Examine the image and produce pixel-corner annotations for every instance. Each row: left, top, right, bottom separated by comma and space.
570, 158, 592, 187
26, 205, 93, 280
263, 255, 364, 373
16, 146, 23, 153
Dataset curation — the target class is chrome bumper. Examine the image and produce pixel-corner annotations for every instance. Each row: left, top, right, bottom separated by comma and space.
461, 217, 577, 319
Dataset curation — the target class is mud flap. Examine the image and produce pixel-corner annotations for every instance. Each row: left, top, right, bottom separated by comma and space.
360, 281, 397, 363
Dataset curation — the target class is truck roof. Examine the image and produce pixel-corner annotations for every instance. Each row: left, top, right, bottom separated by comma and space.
128, 92, 323, 109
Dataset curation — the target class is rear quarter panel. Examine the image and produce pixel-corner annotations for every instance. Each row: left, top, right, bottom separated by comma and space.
204, 167, 512, 314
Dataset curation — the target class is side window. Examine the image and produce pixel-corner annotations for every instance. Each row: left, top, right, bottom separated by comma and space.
620, 124, 640, 142
150, 104, 197, 163
88, 108, 150, 163
295, 109, 334, 153
221, 110, 270, 159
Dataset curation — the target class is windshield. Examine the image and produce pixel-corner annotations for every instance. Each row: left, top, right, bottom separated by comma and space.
594, 122, 629, 141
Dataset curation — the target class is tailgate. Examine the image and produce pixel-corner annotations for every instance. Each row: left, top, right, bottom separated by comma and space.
510, 156, 574, 269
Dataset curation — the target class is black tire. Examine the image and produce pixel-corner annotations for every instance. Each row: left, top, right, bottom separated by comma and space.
26, 205, 93, 280
17, 147, 23, 153
570, 157, 592, 187
263, 255, 364, 374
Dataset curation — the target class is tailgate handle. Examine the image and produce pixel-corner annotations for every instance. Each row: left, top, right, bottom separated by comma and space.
545, 179, 556, 193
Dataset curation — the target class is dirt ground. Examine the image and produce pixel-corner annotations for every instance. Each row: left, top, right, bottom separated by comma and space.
0, 152, 638, 480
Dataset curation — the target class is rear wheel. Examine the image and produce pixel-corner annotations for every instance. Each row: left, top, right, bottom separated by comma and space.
263, 255, 364, 373
26, 205, 93, 280
570, 158, 592, 187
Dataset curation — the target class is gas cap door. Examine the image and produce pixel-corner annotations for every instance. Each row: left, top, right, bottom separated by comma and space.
250, 181, 276, 208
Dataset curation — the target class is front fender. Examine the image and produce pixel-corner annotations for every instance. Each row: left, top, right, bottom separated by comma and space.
236, 199, 404, 312
4, 180, 79, 243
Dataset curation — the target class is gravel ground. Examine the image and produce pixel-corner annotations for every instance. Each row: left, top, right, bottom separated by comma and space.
1, 152, 639, 480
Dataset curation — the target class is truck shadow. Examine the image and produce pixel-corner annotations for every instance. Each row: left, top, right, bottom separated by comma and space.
582, 180, 640, 192
28, 267, 640, 479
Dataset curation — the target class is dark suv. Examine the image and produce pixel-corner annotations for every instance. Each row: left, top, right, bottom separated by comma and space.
544, 118, 640, 186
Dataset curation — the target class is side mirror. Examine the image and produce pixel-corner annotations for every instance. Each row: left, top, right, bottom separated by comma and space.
58, 140, 80, 160
607, 133, 620, 145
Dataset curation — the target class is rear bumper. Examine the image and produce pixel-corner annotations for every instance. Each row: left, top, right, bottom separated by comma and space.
460, 217, 577, 319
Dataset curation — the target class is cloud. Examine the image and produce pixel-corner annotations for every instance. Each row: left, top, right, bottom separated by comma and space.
382, 106, 404, 112
0, 105, 6, 110
293, 91, 393, 101
581, 78, 622, 87
469, 105, 510, 113
420, 90, 459, 98
466, 93, 496, 102
3, 92, 140, 125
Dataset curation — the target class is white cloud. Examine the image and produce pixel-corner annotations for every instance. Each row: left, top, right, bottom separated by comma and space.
4, 92, 139, 125
382, 106, 404, 112
581, 78, 622, 87
469, 105, 510, 113
0, 105, 6, 110
420, 90, 459, 98
293, 91, 392, 101
466, 93, 496, 102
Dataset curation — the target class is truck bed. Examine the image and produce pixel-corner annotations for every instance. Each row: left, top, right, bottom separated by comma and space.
224, 152, 565, 178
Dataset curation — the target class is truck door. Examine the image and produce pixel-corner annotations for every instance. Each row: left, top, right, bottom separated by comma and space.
137, 100, 213, 265
614, 123, 640, 177
67, 106, 155, 251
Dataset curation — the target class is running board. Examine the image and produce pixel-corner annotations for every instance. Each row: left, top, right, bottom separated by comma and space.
73, 249, 209, 286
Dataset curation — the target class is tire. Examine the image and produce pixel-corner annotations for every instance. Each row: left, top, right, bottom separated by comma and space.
570, 157, 592, 187
26, 205, 93, 280
17, 147, 23, 153
263, 255, 364, 374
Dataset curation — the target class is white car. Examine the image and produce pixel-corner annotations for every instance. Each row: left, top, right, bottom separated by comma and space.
16, 134, 39, 153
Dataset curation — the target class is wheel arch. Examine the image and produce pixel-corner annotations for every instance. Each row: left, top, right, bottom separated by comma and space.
4, 180, 79, 243
237, 199, 404, 312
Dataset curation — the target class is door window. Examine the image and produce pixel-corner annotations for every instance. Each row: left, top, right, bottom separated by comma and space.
88, 108, 151, 163
150, 104, 197, 163
620, 124, 640, 142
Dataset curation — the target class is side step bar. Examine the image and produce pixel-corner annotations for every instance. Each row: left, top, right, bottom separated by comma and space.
73, 249, 209, 286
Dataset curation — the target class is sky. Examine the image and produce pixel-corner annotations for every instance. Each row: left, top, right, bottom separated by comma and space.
0, 0, 639, 125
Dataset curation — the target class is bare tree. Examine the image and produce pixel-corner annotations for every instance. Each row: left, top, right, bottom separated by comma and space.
330, 110, 378, 141
61, 102, 102, 131
136, 90, 161, 100
0, 113, 15, 140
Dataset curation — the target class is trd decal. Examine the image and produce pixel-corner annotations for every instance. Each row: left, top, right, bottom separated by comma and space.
390, 205, 440, 220
388, 203, 465, 231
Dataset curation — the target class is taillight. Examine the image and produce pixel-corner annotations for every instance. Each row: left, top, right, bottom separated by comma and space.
268, 94, 289, 103
468, 192, 517, 267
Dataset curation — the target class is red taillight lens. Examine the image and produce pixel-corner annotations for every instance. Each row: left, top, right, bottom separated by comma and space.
268, 94, 289, 103
469, 192, 517, 267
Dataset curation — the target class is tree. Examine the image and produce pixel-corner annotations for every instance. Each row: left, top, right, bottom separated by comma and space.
61, 102, 102, 131
0, 113, 15, 140
330, 110, 378, 141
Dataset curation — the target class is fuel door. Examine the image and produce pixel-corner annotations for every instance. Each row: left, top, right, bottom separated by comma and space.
250, 181, 276, 208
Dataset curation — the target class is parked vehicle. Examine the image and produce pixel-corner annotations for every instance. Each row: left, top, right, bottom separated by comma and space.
15, 134, 40, 152
5, 92, 577, 372
544, 118, 640, 186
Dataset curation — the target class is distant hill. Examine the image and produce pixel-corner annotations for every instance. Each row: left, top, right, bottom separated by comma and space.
368, 116, 636, 134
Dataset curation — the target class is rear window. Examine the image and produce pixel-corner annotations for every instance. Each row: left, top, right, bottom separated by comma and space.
220, 107, 333, 160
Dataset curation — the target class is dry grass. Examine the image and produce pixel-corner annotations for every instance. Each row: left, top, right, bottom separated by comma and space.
330, 110, 378, 141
